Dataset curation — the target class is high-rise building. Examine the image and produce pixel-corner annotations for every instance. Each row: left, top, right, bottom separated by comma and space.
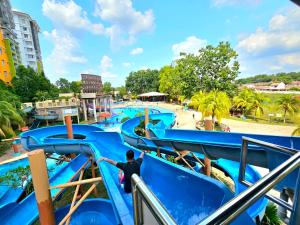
13, 10, 42, 72
81, 74, 103, 94
0, 0, 21, 83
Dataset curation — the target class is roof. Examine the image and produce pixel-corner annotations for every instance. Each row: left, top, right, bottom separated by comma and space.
138, 92, 168, 97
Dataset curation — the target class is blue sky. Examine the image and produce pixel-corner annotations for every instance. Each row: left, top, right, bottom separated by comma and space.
11, 0, 300, 86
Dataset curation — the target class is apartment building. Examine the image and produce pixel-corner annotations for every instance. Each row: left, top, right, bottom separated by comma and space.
13, 10, 42, 72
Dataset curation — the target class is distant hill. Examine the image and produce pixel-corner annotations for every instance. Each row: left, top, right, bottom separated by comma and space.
237, 72, 300, 84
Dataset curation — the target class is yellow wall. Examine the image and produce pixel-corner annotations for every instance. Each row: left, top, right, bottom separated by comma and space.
0, 30, 12, 84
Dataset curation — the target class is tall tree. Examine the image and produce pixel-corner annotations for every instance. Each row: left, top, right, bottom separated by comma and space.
70, 81, 82, 94
55, 78, 71, 93
125, 69, 159, 94
233, 88, 255, 116
159, 66, 181, 100
12, 65, 53, 102
197, 42, 239, 97
103, 81, 113, 94
277, 95, 299, 123
249, 92, 266, 120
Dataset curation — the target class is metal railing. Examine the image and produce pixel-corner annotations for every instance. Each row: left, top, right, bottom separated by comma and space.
131, 174, 177, 225
197, 137, 300, 225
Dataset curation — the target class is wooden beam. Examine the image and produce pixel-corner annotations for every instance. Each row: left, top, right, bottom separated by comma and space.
50, 177, 101, 190
91, 161, 98, 195
46, 155, 71, 162
174, 150, 195, 171
191, 153, 205, 167
52, 159, 91, 200
66, 170, 84, 225
58, 184, 97, 225
0, 153, 28, 166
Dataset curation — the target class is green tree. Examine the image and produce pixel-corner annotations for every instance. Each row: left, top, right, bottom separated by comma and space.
0, 101, 24, 138
175, 54, 201, 98
292, 126, 300, 136
0, 81, 21, 108
125, 69, 159, 94
189, 91, 205, 110
196, 42, 239, 97
277, 95, 299, 123
117, 86, 127, 98
12, 66, 53, 102
55, 78, 71, 93
159, 66, 181, 100
249, 93, 266, 120
233, 88, 255, 116
198, 91, 231, 123
33, 91, 50, 102
70, 81, 81, 95
103, 81, 113, 94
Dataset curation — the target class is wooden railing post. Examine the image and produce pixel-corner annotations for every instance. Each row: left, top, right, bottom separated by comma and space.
28, 149, 55, 225
144, 108, 149, 138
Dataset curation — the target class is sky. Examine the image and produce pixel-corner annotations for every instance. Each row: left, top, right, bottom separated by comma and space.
11, 0, 300, 86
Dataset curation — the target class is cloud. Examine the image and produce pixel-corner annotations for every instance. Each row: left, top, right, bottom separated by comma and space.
42, 0, 105, 35
211, 0, 261, 7
94, 0, 154, 49
237, 8, 300, 76
43, 29, 87, 79
99, 55, 117, 78
122, 62, 132, 67
130, 47, 143, 55
172, 36, 207, 59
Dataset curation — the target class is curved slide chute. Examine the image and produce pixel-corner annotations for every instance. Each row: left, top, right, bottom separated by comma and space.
14, 124, 255, 225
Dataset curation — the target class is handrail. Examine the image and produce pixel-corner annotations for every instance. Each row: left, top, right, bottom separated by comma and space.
197, 138, 300, 225
239, 137, 296, 211
131, 174, 177, 225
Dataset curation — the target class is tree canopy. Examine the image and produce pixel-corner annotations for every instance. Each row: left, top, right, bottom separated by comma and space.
103, 81, 113, 94
12, 66, 56, 102
125, 69, 160, 94
237, 72, 300, 84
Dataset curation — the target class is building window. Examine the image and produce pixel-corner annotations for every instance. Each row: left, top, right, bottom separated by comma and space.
23, 27, 27, 31
24, 34, 29, 38
25, 41, 32, 45
4, 71, 7, 76
2, 60, 4, 66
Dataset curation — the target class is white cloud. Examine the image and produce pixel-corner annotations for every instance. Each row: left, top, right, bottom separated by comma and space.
172, 36, 207, 59
130, 47, 143, 55
211, 0, 260, 7
94, 0, 154, 49
122, 62, 132, 67
99, 55, 117, 78
237, 7, 300, 76
43, 29, 87, 79
42, 0, 105, 35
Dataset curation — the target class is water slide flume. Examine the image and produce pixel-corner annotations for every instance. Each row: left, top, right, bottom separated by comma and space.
17, 124, 255, 224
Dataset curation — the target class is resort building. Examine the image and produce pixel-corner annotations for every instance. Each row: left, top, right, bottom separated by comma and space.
81, 74, 103, 94
0, 0, 21, 83
13, 10, 42, 72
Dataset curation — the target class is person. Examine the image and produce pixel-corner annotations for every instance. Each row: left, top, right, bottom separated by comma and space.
98, 150, 145, 193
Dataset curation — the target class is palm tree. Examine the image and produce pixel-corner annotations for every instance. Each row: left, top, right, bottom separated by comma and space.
233, 88, 254, 116
292, 126, 300, 136
277, 95, 299, 123
198, 90, 231, 124
249, 92, 266, 120
189, 91, 205, 110
0, 101, 24, 138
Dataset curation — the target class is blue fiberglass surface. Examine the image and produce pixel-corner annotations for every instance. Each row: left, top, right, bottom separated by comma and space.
55, 199, 117, 225
18, 125, 255, 225
85, 131, 254, 225
0, 154, 89, 225
0, 154, 69, 210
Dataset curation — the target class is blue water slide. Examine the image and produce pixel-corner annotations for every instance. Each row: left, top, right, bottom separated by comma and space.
0, 154, 90, 225
17, 125, 255, 224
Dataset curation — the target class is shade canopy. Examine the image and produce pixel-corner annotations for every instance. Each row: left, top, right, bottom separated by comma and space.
138, 92, 168, 97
